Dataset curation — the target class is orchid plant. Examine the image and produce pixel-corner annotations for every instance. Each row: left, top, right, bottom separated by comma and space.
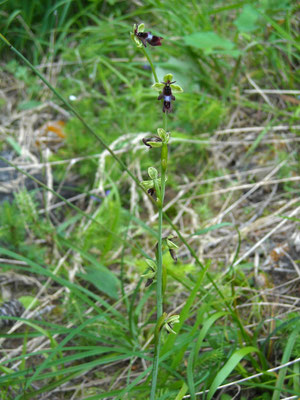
131, 23, 183, 399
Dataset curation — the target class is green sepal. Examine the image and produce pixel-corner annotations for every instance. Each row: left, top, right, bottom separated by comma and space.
141, 259, 157, 280
135, 37, 143, 48
164, 314, 180, 334
141, 270, 156, 279
163, 73, 173, 82
131, 23, 144, 48
137, 23, 145, 33
140, 177, 165, 191
166, 239, 178, 249
140, 179, 154, 190
152, 83, 165, 91
170, 84, 184, 93
130, 32, 143, 48
147, 141, 162, 148
146, 259, 157, 271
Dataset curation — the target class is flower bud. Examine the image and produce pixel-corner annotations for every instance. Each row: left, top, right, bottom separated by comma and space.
142, 136, 162, 148
165, 314, 180, 334
157, 128, 169, 143
148, 167, 158, 180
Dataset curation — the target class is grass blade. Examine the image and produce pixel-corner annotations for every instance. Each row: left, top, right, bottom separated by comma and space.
207, 346, 259, 400
271, 326, 300, 400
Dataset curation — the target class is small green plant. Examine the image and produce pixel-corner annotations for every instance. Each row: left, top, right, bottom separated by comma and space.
0, 193, 45, 263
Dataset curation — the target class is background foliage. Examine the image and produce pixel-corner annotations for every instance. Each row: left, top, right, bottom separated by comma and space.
0, 0, 299, 399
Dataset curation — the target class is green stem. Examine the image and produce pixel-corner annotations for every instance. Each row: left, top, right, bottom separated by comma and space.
141, 46, 159, 83
150, 113, 168, 400
150, 329, 162, 399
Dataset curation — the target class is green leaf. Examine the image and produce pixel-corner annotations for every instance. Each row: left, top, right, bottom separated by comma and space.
195, 311, 228, 355
272, 325, 300, 400
78, 267, 120, 300
17, 100, 42, 110
5, 136, 22, 155
207, 346, 259, 400
161, 262, 210, 357
18, 296, 39, 310
175, 382, 188, 400
192, 222, 233, 236
59, 238, 120, 299
183, 31, 235, 55
234, 4, 260, 33
187, 311, 228, 399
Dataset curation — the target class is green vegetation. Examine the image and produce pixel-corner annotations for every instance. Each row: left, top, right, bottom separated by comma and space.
0, 0, 299, 399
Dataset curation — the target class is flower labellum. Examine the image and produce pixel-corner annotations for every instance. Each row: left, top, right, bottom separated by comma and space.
157, 80, 176, 113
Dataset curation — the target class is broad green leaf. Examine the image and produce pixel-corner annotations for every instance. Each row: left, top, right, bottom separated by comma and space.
59, 238, 120, 299
183, 31, 235, 55
234, 5, 260, 32
0, 246, 124, 322
78, 267, 120, 300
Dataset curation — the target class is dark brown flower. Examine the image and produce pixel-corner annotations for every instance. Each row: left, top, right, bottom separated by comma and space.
135, 26, 163, 47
